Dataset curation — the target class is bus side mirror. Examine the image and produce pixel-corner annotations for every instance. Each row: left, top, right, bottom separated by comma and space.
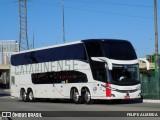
138, 58, 150, 70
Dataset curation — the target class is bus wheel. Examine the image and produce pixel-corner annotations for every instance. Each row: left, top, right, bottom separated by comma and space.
28, 90, 35, 102
84, 89, 93, 104
71, 88, 82, 104
21, 89, 27, 102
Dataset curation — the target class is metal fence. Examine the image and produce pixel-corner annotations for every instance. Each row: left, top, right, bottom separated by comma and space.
140, 75, 160, 100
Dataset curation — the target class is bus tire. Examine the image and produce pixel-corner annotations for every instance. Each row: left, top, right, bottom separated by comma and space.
27, 89, 35, 102
20, 89, 27, 102
83, 88, 93, 104
71, 88, 82, 104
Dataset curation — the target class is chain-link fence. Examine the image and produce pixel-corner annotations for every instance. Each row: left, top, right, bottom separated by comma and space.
140, 74, 160, 100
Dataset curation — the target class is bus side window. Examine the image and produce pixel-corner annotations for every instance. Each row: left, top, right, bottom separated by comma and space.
91, 61, 107, 82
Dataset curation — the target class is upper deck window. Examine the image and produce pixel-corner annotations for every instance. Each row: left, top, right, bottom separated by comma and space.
11, 43, 87, 66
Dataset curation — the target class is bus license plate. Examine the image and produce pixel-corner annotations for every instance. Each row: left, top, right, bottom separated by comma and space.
124, 96, 130, 99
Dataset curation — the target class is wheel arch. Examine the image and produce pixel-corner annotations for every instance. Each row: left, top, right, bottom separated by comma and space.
27, 87, 33, 93
81, 86, 91, 94
70, 87, 78, 98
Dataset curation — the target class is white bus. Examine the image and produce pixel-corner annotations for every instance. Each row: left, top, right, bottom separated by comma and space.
10, 39, 149, 104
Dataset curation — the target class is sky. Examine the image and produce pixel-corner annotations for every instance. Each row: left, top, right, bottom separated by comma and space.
0, 0, 160, 58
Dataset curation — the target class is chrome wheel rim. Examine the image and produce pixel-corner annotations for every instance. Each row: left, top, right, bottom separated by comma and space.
73, 91, 79, 102
29, 91, 34, 101
22, 91, 27, 101
84, 91, 91, 102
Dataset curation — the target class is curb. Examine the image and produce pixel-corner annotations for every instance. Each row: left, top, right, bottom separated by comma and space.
143, 99, 160, 103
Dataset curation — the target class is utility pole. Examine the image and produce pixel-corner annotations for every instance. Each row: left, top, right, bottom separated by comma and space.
1, 46, 4, 65
154, 0, 159, 70
33, 28, 35, 49
19, 0, 29, 51
62, 2, 65, 43
59, 1, 65, 43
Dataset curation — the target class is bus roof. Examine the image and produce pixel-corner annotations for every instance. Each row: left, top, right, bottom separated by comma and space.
13, 39, 130, 55
13, 41, 82, 55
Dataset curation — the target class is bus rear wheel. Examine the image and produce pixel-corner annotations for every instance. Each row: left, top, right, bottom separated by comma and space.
21, 89, 27, 102
71, 88, 82, 104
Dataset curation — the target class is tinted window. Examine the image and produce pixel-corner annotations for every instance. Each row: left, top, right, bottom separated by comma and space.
32, 71, 88, 84
84, 41, 103, 57
103, 41, 137, 60
11, 43, 87, 66
90, 61, 107, 82
84, 41, 107, 82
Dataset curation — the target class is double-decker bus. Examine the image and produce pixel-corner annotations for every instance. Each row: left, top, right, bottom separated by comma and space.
10, 39, 149, 104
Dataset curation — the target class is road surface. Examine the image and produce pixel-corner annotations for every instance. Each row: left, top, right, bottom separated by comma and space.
0, 90, 160, 120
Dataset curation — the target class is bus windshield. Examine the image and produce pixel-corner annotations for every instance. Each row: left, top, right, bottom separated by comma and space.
108, 64, 140, 85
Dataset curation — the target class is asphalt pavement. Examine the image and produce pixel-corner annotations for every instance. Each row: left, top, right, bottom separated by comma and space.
0, 89, 160, 120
